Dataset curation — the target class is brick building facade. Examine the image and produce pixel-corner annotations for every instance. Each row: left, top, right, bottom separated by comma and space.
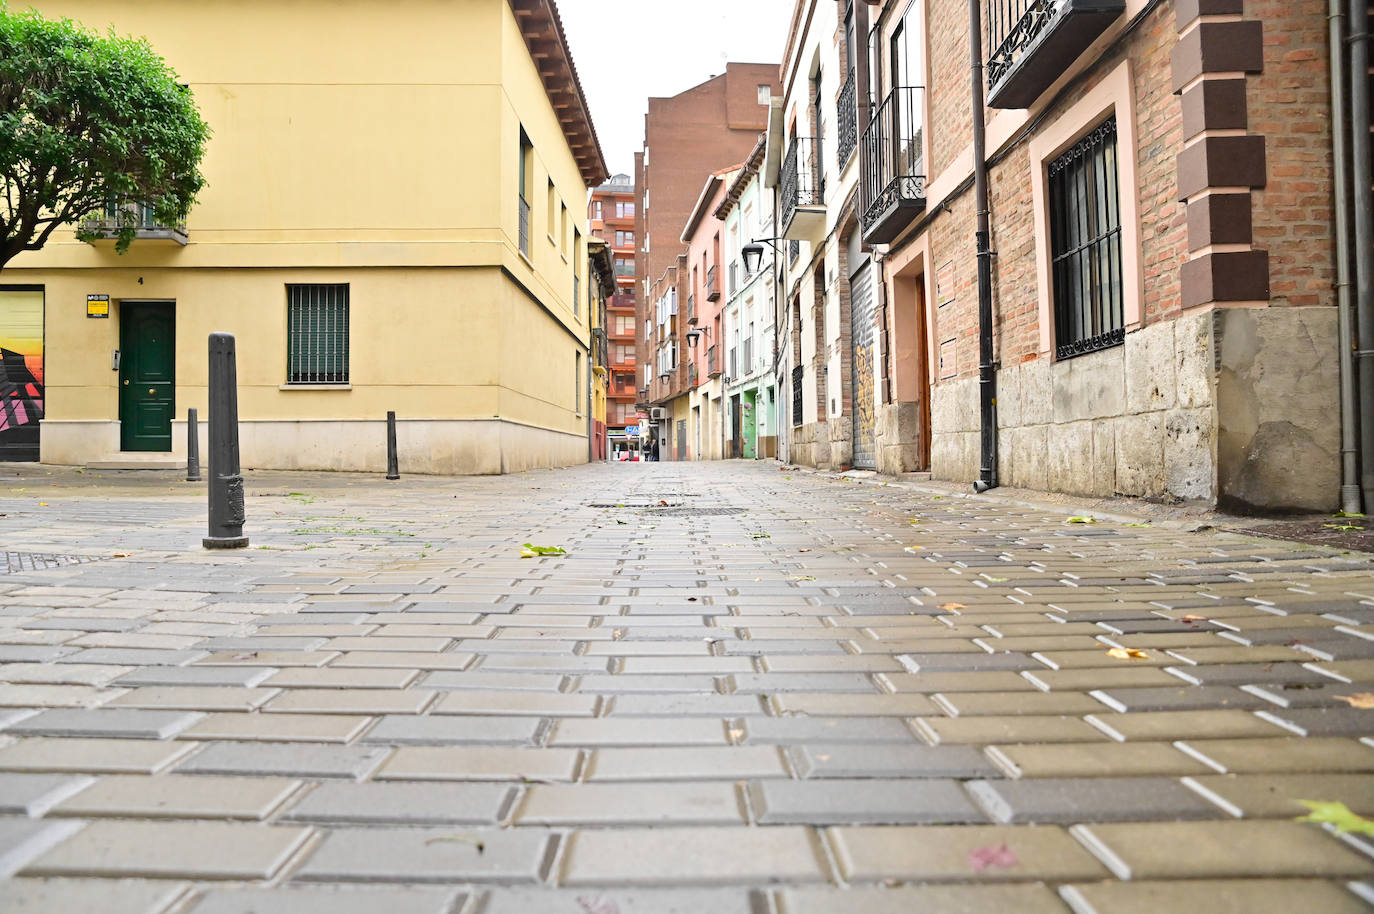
588, 174, 639, 456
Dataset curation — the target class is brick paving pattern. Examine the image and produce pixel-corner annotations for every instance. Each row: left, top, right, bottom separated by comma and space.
0, 462, 1371, 911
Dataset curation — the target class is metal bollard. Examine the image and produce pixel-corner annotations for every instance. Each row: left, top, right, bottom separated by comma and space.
186, 408, 202, 482
386, 411, 400, 480
203, 333, 249, 549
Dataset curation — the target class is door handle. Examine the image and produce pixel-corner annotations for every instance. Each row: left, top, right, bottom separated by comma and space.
148, 388, 155, 395
123, 380, 129, 386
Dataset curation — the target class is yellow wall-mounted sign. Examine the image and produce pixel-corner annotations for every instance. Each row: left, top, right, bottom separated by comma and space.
86, 294, 110, 319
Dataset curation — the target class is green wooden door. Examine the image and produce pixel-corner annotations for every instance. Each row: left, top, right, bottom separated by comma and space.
119, 302, 175, 451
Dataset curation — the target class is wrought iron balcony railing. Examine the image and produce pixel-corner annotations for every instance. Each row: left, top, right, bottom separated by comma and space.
707, 344, 721, 378
706, 265, 720, 301
81, 201, 187, 245
836, 71, 858, 168
985, 0, 1124, 109
859, 86, 928, 245
781, 136, 823, 237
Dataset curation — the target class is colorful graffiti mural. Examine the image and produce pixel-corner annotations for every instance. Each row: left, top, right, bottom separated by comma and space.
0, 289, 44, 461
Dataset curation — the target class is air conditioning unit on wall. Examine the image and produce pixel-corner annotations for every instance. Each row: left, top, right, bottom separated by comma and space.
649, 407, 668, 421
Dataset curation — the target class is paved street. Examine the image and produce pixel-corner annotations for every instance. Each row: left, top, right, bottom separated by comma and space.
0, 461, 1372, 912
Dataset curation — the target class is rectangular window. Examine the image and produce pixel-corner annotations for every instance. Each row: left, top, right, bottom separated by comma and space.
561, 202, 569, 253
592, 200, 602, 220
574, 353, 581, 414
518, 129, 532, 256
287, 284, 349, 384
1049, 116, 1123, 360
758, 84, 771, 105
616, 201, 635, 218
547, 180, 556, 240
615, 230, 635, 247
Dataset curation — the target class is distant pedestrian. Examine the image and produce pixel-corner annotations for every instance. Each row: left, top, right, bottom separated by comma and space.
650, 439, 660, 462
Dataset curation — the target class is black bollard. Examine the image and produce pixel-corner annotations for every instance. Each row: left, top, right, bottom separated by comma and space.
386, 411, 400, 480
203, 333, 248, 549
186, 408, 202, 482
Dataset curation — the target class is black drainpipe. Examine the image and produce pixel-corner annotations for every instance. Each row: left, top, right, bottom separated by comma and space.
1352, 0, 1374, 510
969, 0, 998, 492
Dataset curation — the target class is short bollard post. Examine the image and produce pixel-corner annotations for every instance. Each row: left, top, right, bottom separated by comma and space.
385, 411, 400, 480
186, 408, 202, 482
203, 333, 249, 549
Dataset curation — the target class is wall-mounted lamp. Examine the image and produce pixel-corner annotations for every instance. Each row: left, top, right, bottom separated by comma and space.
685, 325, 711, 349
742, 237, 784, 275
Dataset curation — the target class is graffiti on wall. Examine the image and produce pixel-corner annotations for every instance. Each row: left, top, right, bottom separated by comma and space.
855, 342, 875, 440
0, 290, 44, 461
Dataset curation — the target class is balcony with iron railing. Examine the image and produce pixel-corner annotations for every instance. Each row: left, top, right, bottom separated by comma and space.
780, 135, 825, 241
985, 0, 1124, 109
707, 344, 721, 378
686, 293, 696, 324
836, 70, 858, 168
81, 200, 187, 246
706, 265, 720, 302
859, 86, 928, 246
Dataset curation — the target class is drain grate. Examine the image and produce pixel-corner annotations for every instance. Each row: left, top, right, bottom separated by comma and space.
4, 552, 104, 574
588, 503, 682, 509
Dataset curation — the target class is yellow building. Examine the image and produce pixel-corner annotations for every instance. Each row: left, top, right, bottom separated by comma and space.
0, 0, 607, 474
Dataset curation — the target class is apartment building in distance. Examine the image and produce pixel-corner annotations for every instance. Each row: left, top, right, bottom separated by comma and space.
636, 63, 780, 460
2, 0, 605, 474
588, 174, 639, 457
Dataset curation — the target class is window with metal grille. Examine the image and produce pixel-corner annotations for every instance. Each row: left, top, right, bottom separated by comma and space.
287, 284, 349, 384
1049, 117, 1123, 360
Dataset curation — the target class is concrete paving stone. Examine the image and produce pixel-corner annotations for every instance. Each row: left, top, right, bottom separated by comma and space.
69, 633, 204, 650
758, 655, 902, 673
617, 656, 755, 675
877, 672, 1037, 693
0, 819, 87, 878
198, 637, 328, 652
0, 647, 79, 662
743, 717, 919, 744
493, 614, 596, 628
105, 687, 280, 712
933, 691, 1105, 717
282, 781, 514, 825
1320, 659, 1374, 681
432, 690, 599, 717
1070, 820, 1374, 879
1165, 661, 1332, 686
574, 674, 723, 693
472, 654, 609, 673
773, 884, 1072, 914
0, 630, 81, 647
1258, 706, 1374, 738
1181, 773, 1374, 817
186, 885, 462, 914
0, 773, 94, 815
607, 693, 766, 716
830, 824, 1108, 883
987, 741, 1213, 778
514, 781, 745, 825
320, 637, 454, 652
0, 736, 197, 774
330, 651, 475, 670
254, 624, 376, 637
6, 708, 202, 739
788, 743, 1002, 779
362, 715, 543, 746
966, 776, 1221, 824
730, 673, 878, 694
181, 713, 373, 743
719, 640, 848, 655
19, 617, 144, 632
257, 613, 371, 625
194, 651, 338, 668
899, 652, 1043, 672
1022, 668, 1184, 691
1176, 736, 1374, 773
1084, 709, 1287, 742
583, 746, 787, 781
420, 671, 567, 691
293, 827, 555, 884
1088, 685, 1269, 712
113, 667, 277, 687
0, 878, 191, 914
262, 688, 436, 715
23, 820, 313, 880
53, 774, 300, 819
0, 663, 134, 685
177, 741, 390, 779
261, 667, 419, 689
457, 638, 584, 654
1057, 878, 1372, 914
1032, 649, 1175, 670
0, 684, 120, 708
750, 777, 984, 825
473, 888, 763, 914
557, 826, 827, 886
769, 692, 939, 717
581, 642, 717, 659
549, 717, 726, 747
57, 648, 208, 666
914, 715, 1107, 746
1167, 645, 1311, 665
375, 746, 580, 781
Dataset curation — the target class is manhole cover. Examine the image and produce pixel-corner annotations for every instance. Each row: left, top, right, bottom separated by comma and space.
4, 552, 103, 574
642, 506, 746, 516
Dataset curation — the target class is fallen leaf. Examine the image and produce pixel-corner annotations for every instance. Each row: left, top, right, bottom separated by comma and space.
111, 552, 131, 558
38, 502, 48, 507
232, 652, 258, 660
1333, 692, 1374, 709
423, 833, 486, 852
1181, 614, 1209, 623
1325, 523, 1363, 531
1295, 799, 1374, 836
728, 728, 744, 741
904, 546, 922, 553
658, 500, 668, 506
791, 575, 817, 581
1334, 510, 1367, 518
1107, 647, 1150, 661
984, 575, 1009, 583
521, 543, 567, 557
968, 842, 1018, 872
1065, 515, 1095, 524
751, 533, 771, 539
798, 548, 812, 553
939, 602, 966, 611
687, 596, 698, 602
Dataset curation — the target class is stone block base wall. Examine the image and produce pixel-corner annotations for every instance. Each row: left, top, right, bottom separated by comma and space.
874, 402, 924, 475
927, 308, 1339, 511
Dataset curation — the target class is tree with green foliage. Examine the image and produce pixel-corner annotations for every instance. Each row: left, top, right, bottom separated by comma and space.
0, 5, 209, 270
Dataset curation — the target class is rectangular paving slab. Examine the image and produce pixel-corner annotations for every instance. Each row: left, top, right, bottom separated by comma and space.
293, 827, 556, 884
557, 826, 828, 886
185, 885, 463, 914
828, 824, 1109, 883
6, 709, 203, 739
749, 777, 985, 825
0, 878, 192, 914
175, 742, 391, 779
281, 781, 514, 825
52, 774, 300, 819
966, 776, 1222, 823
1057, 878, 1372, 914
514, 781, 746, 826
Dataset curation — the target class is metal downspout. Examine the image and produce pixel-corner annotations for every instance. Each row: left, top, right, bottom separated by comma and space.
969, 0, 998, 492
1352, 0, 1374, 509
1333, 0, 1362, 513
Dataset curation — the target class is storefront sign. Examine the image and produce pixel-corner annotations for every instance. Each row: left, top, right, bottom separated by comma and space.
86, 294, 110, 318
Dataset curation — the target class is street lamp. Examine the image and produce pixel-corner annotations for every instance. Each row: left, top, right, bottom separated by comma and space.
742, 236, 784, 275
686, 326, 710, 349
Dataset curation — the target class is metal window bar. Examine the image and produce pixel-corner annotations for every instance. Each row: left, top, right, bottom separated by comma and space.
287, 285, 350, 384
706, 264, 719, 300
859, 87, 927, 229
1049, 117, 1123, 360
837, 70, 858, 168
791, 365, 805, 426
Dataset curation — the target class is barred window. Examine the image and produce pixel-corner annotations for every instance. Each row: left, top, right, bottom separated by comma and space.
287, 284, 349, 384
1049, 117, 1123, 360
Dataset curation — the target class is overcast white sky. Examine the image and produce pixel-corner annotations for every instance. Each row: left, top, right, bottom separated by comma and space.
555, 0, 795, 177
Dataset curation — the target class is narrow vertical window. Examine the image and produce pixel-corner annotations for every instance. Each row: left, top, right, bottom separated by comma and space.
518, 129, 532, 256
287, 284, 349, 384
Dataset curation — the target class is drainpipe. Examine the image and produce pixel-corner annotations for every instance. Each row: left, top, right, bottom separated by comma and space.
969, 0, 998, 492
1352, 0, 1374, 510
1333, 0, 1362, 513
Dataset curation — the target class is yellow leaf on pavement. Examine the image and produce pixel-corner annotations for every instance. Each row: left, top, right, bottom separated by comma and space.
1107, 647, 1149, 661
1333, 692, 1374, 709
